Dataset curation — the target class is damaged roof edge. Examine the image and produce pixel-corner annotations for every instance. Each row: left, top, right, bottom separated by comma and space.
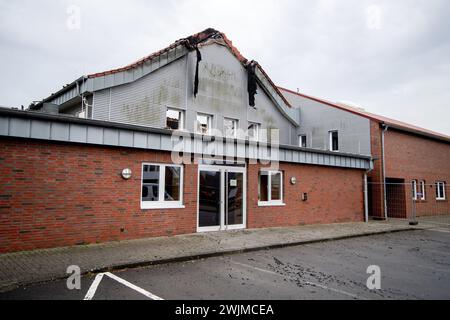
31, 28, 293, 114
30, 76, 87, 110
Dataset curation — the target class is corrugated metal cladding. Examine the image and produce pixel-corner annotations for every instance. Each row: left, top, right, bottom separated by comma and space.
281, 89, 372, 156
50, 86, 79, 105
0, 113, 373, 170
92, 56, 187, 128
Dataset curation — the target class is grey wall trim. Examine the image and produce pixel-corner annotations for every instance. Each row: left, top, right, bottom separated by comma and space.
254, 68, 299, 126
0, 109, 372, 170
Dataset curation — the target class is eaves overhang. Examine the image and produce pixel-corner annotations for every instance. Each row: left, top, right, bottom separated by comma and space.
0, 108, 372, 170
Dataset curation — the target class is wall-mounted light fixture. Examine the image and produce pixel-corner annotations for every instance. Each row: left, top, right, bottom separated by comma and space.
290, 177, 297, 185
121, 168, 132, 180
302, 193, 308, 201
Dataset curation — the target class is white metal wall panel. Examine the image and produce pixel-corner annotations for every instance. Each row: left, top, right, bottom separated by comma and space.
92, 57, 187, 129
92, 89, 110, 121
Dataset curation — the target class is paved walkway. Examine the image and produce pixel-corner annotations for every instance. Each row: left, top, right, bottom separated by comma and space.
0, 220, 430, 292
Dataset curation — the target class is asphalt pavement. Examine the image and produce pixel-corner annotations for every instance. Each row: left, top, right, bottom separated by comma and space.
2, 229, 449, 300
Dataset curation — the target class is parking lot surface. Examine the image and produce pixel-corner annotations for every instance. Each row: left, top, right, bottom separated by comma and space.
1, 229, 449, 300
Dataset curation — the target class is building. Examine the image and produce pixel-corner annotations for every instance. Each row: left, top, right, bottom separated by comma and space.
279, 88, 450, 220
0, 29, 450, 252
0, 28, 447, 253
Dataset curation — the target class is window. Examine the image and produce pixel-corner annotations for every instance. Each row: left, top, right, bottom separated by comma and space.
436, 181, 446, 200
196, 113, 212, 135
78, 110, 86, 119
329, 130, 339, 151
224, 118, 238, 138
141, 163, 184, 209
299, 135, 307, 148
411, 180, 417, 200
248, 122, 260, 141
166, 108, 184, 130
258, 170, 284, 206
419, 180, 426, 200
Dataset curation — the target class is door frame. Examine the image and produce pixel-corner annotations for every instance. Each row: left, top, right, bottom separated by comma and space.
197, 164, 247, 233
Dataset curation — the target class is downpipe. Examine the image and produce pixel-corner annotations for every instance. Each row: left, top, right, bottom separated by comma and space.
364, 167, 372, 223
381, 124, 388, 220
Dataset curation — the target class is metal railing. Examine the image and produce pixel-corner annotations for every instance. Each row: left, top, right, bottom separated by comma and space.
367, 181, 450, 226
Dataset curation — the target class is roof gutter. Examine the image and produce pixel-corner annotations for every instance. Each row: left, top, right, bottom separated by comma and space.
30, 76, 87, 110
385, 123, 450, 144
0, 108, 372, 162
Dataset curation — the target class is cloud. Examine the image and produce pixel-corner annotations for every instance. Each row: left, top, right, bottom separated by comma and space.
0, 0, 449, 134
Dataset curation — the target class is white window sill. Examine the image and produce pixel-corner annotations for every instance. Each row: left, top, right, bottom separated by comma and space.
141, 203, 185, 210
436, 198, 446, 201
258, 201, 286, 207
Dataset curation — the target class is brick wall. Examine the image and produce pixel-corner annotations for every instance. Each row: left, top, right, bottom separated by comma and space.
0, 137, 365, 253
383, 128, 450, 218
369, 121, 450, 218
247, 163, 364, 228
0, 137, 198, 253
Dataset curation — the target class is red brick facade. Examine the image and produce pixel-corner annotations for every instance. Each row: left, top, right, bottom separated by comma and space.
368, 120, 386, 218
0, 137, 365, 253
369, 121, 450, 219
248, 164, 364, 228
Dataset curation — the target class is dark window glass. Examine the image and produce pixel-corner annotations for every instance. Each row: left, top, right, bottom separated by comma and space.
271, 172, 281, 201
166, 109, 181, 130
142, 165, 160, 201
199, 171, 221, 227
259, 173, 268, 201
331, 131, 339, 151
300, 135, 307, 148
164, 166, 181, 201
436, 182, 445, 199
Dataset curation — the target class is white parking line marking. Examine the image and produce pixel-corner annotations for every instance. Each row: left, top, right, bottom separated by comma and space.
104, 272, 164, 300
84, 273, 104, 300
231, 260, 367, 300
83, 272, 164, 300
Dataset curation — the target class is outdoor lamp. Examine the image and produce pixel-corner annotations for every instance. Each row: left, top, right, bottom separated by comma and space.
121, 168, 132, 180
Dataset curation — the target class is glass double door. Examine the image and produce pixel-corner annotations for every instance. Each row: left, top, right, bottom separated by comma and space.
198, 165, 246, 231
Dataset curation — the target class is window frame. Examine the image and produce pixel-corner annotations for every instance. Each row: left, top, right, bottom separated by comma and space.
258, 170, 285, 207
436, 181, 446, 200
299, 134, 307, 148
166, 107, 184, 131
419, 180, 426, 201
329, 130, 339, 151
248, 122, 260, 142
224, 118, 238, 138
141, 163, 184, 209
411, 180, 418, 200
196, 113, 213, 135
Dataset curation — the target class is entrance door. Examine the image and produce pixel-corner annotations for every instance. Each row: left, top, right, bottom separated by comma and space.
198, 165, 246, 232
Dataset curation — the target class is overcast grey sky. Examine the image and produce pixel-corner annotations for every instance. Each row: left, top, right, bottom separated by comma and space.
1, 0, 449, 134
